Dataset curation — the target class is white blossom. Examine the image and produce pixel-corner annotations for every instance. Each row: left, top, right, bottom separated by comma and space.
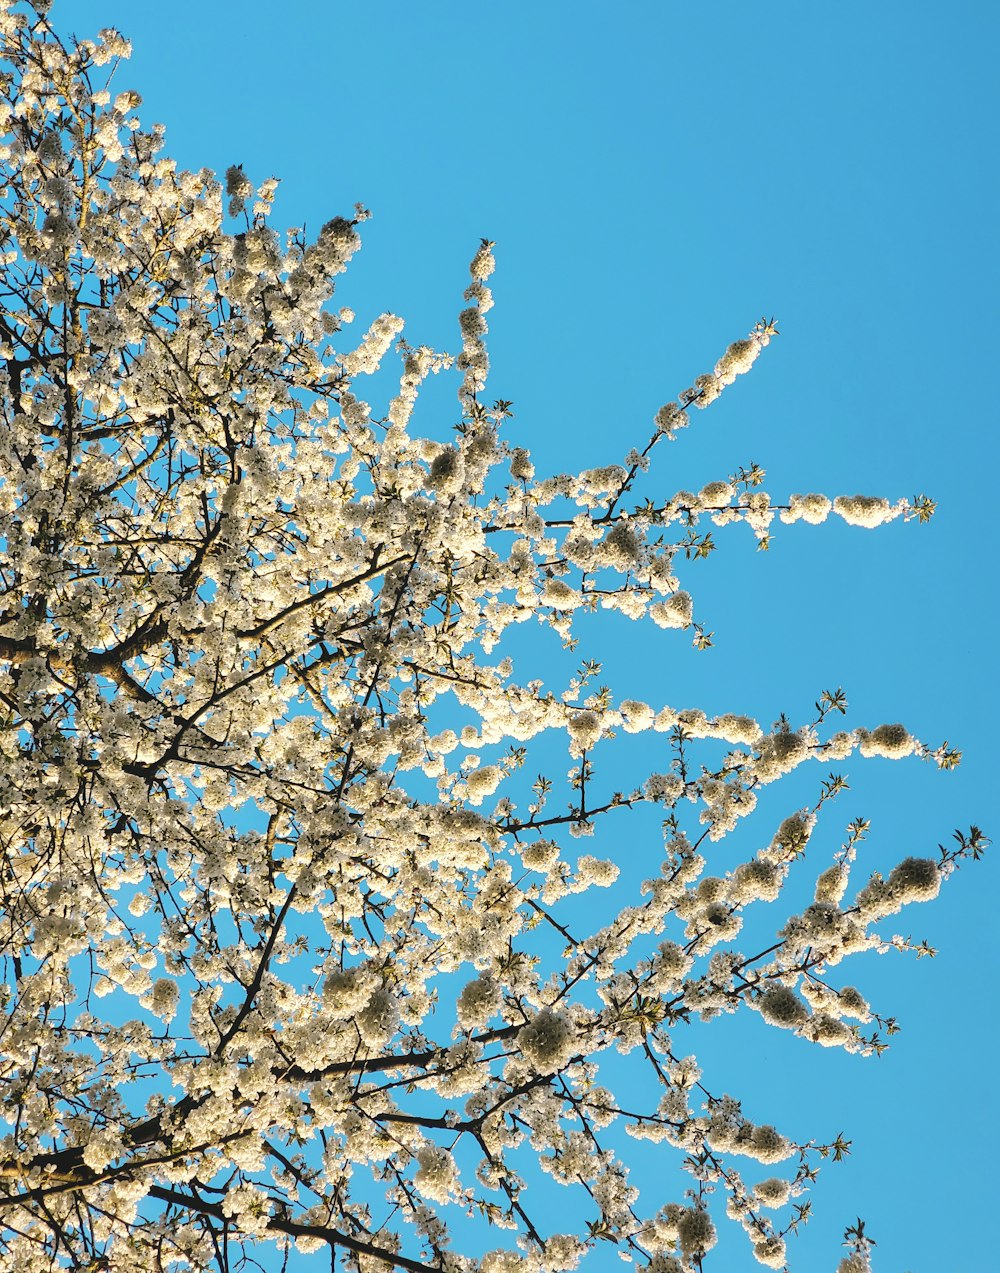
519, 1009, 577, 1074
753, 1177, 792, 1208
576, 855, 619, 887
677, 1207, 717, 1257
833, 494, 899, 528
858, 722, 916, 759
752, 1234, 787, 1267
142, 976, 180, 1022
414, 1144, 459, 1203
888, 856, 942, 902
780, 492, 832, 524
457, 975, 500, 1029
757, 985, 809, 1029
82, 1128, 126, 1173
649, 591, 693, 629
567, 709, 602, 754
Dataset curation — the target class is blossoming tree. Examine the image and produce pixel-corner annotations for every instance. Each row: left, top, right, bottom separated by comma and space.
0, 4, 986, 1272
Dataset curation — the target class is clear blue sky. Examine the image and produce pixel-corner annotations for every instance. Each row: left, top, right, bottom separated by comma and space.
55, 1, 998, 1269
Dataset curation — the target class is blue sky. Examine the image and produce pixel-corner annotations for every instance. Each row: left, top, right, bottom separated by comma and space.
54, 1, 998, 1269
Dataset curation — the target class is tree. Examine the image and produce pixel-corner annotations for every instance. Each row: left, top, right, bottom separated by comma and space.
0, 4, 986, 1271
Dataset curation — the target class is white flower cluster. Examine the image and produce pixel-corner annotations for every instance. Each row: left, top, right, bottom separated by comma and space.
753, 1176, 792, 1208
780, 492, 832, 524
576, 855, 619, 887
833, 494, 903, 528
413, 1144, 460, 1204
457, 975, 500, 1029
852, 856, 942, 923
757, 984, 809, 1028
519, 1009, 577, 1074
669, 323, 774, 413
567, 709, 602, 755
465, 763, 504, 804
340, 312, 404, 376
858, 722, 915, 759
140, 976, 180, 1022
649, 591, 693, 629
81, 1127, 126, 1173
753, 1234, 787, 1268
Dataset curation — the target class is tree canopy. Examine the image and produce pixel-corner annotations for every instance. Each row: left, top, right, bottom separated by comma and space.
0, 4, 986, 1272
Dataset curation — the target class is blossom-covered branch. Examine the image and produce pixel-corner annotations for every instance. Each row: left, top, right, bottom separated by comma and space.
0, 4, 984, 1273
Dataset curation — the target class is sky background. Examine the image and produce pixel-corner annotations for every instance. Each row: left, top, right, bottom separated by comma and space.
54, 2, 998, 1270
